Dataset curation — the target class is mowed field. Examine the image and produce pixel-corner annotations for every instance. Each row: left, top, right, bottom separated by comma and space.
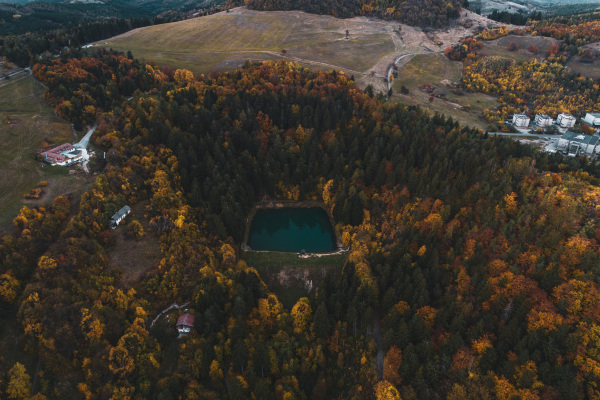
0, 72, 91, 230
392, 53, 497, 130
99, 8, 396, 76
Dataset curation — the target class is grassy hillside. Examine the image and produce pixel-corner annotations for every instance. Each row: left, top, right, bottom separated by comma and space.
392, 53, 497, 129
98, 8, 396, 74
0, 72, 91, 230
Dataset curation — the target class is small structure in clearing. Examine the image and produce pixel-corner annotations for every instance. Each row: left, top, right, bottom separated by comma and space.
176, 313, 195, 338
110, 206, 131, 229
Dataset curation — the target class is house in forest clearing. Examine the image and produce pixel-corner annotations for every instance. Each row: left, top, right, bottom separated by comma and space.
176, 313, 195, 338
557, 113, 576, 129
110, 206, 131, 229
512, 114, 530, 128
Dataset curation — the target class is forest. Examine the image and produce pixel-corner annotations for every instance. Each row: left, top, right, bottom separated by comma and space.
244, 0, 463, 28
0, 47, 599, 400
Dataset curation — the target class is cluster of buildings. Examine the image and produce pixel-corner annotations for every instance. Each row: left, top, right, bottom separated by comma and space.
39, 143, 84, 166
508, 112, 600, 158
511, 112, 580, 130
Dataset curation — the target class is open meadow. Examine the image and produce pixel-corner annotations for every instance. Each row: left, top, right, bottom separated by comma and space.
392, 53, 498, 129
0, 73, 92, 230
97, 8, 499, 95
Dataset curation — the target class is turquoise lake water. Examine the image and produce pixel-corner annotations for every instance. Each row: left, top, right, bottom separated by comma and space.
247, 207, 337, 253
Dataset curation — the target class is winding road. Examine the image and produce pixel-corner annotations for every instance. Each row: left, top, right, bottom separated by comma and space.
386, 51, 443, 91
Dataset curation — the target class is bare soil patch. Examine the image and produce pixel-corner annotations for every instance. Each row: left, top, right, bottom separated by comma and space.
491, 34, 562, 53
106, 200, 162, 288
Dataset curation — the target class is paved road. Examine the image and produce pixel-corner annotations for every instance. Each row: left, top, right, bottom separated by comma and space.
0, 67, 30, 82
74, 124, 97, 149
487, 132, 560, 140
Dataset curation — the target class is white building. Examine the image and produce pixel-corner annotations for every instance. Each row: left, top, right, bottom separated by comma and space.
512, 114, 530, 128
557, 131, 600, 157
583, 113, 600, 128
39, 143, 84, 166
110, 206, 131, 229
534, 114, 553, 128
557, 113, 576, 128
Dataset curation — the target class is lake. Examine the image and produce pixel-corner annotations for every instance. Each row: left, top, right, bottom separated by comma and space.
247, 207, 337, 253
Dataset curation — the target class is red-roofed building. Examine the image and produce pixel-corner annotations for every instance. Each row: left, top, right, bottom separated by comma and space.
39, 143, 84, 166
176, 313, 195, 338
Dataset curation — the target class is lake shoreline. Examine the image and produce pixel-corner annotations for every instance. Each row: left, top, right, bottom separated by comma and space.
242, 200, 346, 255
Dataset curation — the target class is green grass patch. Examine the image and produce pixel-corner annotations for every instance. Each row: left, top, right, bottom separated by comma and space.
0, 74, 85, 230
482, 45, 536, 63
392, 53, 494, 130
41, 165, 70, 176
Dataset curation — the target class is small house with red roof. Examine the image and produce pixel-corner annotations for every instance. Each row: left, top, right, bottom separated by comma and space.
176, 313, 195, 338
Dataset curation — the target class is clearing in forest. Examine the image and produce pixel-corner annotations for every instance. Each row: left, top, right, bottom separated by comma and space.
97, 7, 498, 94
0, 74, 91, 230
392, 53, 497, 130
106, 200, 163, 288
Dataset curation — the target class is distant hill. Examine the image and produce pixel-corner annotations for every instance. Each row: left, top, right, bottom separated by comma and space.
0, 0, 228, 35
245, 0, 463, 28
469, 0, 600, 16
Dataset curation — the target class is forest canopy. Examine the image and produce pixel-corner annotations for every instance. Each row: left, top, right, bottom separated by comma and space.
0, 48, 599, 400
244, 0, 463, 27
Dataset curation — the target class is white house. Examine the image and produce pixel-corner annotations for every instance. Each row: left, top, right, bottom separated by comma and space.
110, 205, 131, 229
557, 113, 576, 128
583, 113, 600, 128
557, 131, 600, 157
512, 114, 530, 128
534, 114, 553, 128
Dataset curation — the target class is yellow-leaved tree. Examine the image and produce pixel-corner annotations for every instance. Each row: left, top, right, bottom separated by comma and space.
291, 297, 312, 334
7, 362, 31, 400
375, 380, 402, 400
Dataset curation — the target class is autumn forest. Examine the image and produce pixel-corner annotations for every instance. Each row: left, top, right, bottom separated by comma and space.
1, 4, 600, 400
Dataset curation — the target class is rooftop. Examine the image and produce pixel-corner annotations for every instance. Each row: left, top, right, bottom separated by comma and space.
110, 205, 131, 221
561, 131, 600, 146
40, 143, 81, 164
176, 313, 195, 327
